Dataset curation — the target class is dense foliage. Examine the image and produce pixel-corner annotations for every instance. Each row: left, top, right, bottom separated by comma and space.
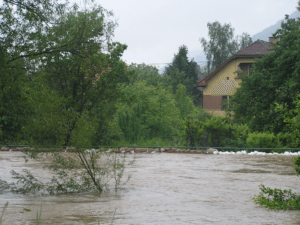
116, 81, 181, 144
0, 0, 300, 152
231, 13, 300, 137
0, 0, 130, 147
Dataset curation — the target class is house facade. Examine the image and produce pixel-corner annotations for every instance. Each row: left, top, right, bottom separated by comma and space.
196, 38, 277, 117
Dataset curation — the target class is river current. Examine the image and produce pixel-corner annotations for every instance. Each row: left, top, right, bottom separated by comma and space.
0, 151, 299, 224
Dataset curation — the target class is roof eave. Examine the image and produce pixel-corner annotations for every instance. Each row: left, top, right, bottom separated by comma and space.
202, 54, 263, 84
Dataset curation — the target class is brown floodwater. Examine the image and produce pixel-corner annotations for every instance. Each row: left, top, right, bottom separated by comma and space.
0, 151, 300, 225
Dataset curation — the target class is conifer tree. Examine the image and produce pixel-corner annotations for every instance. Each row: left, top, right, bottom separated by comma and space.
163, 45, 201, 105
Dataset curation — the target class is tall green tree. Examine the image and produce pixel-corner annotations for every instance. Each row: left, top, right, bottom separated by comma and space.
0, 0, 65, 145
200, 22, 252, 74
0, 0, 130, 146
200, 21, 238, 72
231, 7, 300, 135
36, 6, 129, 146
162, 45, 201, 105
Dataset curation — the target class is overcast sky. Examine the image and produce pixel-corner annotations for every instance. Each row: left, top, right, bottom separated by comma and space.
79, 0, 299, 68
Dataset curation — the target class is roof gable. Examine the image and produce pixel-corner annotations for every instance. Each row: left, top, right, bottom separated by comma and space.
196, 40, 273, 87
235, 40, 272, 56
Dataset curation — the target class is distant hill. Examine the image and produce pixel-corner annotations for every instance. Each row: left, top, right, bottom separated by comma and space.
252, 10, 300, 42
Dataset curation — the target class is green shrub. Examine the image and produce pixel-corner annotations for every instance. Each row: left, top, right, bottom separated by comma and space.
202, 116, 233, 147
253, 184, 300, 210
253, 156, 300, 210
181, 117, 204, 147
246, 131, 282, 151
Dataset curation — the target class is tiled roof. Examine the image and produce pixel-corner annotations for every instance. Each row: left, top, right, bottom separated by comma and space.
235, 40, 272, 56
196, 40, 273, 87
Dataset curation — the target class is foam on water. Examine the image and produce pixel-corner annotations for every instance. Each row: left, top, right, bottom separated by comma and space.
214, 150, 300, 156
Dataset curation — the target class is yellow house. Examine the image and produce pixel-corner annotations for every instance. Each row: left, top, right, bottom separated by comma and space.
196, 38, 277, 117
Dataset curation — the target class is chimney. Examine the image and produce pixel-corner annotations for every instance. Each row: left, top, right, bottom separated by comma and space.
269, 37, 279, 45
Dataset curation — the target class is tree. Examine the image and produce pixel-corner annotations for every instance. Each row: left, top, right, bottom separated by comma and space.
21, 77, 74, 146
0, 47, 28, 145
0, 0, 134, 196
0, 0, 126, 146
127, 63, 162, 86
237, 32, 253, 50
162, 45, 201, 105
116, 82, 180, 143
200, 22, 252, 74
231, 7, 300, 135
34, 6, 129, 146
0, 0, 64, 145
200, 21, 239, 72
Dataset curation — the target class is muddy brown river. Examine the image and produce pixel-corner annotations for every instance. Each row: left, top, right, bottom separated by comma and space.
1, 151, 300, 225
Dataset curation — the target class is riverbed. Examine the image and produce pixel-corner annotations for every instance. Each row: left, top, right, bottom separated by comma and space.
0, 151, 300, 224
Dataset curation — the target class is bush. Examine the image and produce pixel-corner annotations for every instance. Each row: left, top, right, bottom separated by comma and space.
253, 184, 300, 210
246, 131, 282, 151
253, 156, 300, 210
181, 115, 238, 147
220, 123, 251, 148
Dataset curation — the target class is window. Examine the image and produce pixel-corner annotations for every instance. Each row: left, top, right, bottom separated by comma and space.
236, 63, 253, 77
221, 95, 230, 110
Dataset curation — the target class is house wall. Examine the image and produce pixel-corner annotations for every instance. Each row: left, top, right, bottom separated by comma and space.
202, 58, 255, 117
203, 95, 222, 109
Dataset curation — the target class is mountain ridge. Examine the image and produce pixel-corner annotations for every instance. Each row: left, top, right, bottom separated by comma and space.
252, 10, 300, 42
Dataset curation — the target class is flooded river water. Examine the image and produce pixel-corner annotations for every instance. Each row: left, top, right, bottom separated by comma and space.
1, 151, 300, 224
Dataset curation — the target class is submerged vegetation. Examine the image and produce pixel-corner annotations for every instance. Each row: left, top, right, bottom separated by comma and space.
252, 156, 300, 210
0, 148, 134, 195
253, 185, 300, 210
